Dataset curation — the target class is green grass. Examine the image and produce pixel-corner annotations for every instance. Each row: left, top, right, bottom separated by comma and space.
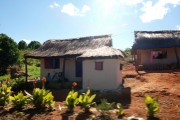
27, 65, 40, 79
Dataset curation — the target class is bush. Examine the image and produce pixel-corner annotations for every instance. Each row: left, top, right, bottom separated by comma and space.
25, 88, 54, 109
11, 78, 27, 91
65, 90, 79, 112
10, 91, 29, 110
79, 89, 96, 113
0, 84, 12, 106
96, 99, 115, 110
145, 94, 159, 117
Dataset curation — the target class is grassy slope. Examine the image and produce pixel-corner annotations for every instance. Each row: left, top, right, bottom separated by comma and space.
0, 50, 40, 81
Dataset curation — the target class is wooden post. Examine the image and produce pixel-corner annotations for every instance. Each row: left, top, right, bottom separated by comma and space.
25, 57, 28, 82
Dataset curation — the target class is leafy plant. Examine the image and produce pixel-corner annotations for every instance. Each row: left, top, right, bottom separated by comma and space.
79, 89, 96, 112
96, 99, 115, 110
65, 90, 79, 112
10, 91, 29, 110
145, 94, 159, 117
117, 103, 124, 117
0, 84, 12, 106
11, 78, 26, 91
0, 33, 20, 75
25, 88, 54, 109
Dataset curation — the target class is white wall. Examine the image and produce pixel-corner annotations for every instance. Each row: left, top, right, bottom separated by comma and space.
82, 59, 122, 90
40, 58, 82, 82
40, 58, 63, 80
65, 58, 82, 82
139, 48, 177, 65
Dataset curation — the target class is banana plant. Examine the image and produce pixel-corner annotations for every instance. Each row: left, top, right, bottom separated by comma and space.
78, 89, 96, 113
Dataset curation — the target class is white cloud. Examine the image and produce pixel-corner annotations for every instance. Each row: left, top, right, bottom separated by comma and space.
61, 3, 90, 16
49, 2, 60, 8
119, 0, 144, 6
140, 0, 180, 23
98, 0, 143, 17
81, 5, 90, 14
176, 25, 180, 30
21, 39, 31, 44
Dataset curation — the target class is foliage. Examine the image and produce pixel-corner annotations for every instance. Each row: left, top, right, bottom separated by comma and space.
10, 77, 27, 91
9, 65, 21, 79
96, 99, 115, 110
124, 48, 131, 57
79, 89, 96, 112
121, 48, 133, 65
65, 90, 79, 112
0, 33, 19, 75
10, 91, 29, 110
18, 40, 27, 50
116, 103, 124, 117
145, 94, 159, 117
0, 84, 12, 106
28, 41, 41, 49
25, 88, 54, 109
27, 65, 40, 79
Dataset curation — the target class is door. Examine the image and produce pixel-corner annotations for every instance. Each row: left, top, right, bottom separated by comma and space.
76, 60, 82, 77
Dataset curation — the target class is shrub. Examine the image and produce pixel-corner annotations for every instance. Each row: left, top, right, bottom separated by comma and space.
10, 91, 29, 110
96, 99, 115, 110
0, 84, 12, 106
65, 90, 79, 112
79, 89, 96, 113
145, 94, 159, 117
11, 78, 26, 91
25, 88, 54, 109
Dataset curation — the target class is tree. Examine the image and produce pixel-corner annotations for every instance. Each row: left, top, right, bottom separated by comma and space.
18, 40, 27, 50
124, 48, 131, 57
28, 41, 41, 49
0, 34, 19, 74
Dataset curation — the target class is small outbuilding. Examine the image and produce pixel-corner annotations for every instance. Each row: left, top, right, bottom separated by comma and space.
132, 30, 180, 70
25, 35, 124, 90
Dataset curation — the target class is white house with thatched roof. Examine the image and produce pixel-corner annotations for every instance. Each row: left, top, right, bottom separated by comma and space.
25, 35, 124, 90
132, 30, 180, 70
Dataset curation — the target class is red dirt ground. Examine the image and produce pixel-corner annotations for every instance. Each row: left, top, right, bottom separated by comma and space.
122, 64, 180, 120
0, 64, 180, 120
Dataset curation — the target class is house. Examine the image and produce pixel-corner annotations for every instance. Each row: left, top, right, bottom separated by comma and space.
25, 35, 124, 90
132, 30, 180, 70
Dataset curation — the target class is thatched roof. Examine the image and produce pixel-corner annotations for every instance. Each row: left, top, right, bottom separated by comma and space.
78, 46, 124, 59
132, 30, 180, 50
25, 35, 114, 58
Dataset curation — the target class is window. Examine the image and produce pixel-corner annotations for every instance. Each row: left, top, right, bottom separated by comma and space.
44, 58, 60, 69
152, 50, 167, 59
95, 62, 103, 70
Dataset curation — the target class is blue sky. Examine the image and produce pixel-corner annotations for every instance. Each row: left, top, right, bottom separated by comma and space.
1, 0, 180, 50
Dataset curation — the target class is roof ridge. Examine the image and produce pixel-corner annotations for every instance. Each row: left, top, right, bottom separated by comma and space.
47, 34, 111, 42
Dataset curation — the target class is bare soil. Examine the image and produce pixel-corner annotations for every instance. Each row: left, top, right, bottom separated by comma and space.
122, 64, 180, 120
0, 64, 180, 120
